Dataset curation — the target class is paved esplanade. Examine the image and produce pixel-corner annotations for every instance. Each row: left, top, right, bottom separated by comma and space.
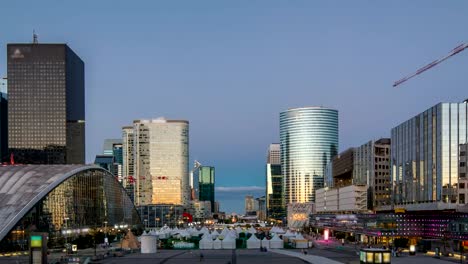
100, 250, 309, 264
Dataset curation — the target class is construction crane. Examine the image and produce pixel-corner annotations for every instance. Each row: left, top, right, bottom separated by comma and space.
393, 43, 468, 87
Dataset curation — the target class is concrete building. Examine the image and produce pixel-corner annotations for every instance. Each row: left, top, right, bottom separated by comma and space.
315, 185, 368, 213
266, 143, 284, 220
133, 118, 190, 206
191, 200, 212, 221
7, 43, 85, 164
354, 138, 391, 209
280, 107, 338, 204
391, 101, 468, 207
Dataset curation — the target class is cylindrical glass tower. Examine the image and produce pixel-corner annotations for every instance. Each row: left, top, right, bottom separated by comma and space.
280, 107, 338, 204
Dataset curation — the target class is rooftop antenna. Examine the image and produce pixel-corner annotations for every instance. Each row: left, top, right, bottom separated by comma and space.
33, 30, 38, 44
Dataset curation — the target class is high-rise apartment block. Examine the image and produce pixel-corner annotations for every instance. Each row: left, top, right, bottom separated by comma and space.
0, 78, 7, 162
7, 43, 85, 164
266, 143, 284, 220
391, 102, 468, 206
280, 107, 338, 204
198, 166, 215, 212
126, 118, 189, 206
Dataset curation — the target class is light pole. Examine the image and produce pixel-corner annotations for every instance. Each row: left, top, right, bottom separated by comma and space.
104, 221, 108, 246
64, 217, 69, 253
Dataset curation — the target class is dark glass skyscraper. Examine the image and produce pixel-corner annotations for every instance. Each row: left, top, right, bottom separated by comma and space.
7, 43, 85, 164
198, 166, 215, 212
0, 79, 7, 163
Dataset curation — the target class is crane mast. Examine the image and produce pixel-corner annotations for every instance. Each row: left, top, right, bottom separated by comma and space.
393, 43, 468, 87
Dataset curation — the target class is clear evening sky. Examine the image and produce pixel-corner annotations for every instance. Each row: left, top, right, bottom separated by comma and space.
1, 1, 467, 214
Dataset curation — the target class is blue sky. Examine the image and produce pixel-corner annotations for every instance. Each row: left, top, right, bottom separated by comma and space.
1, 1, 468, 214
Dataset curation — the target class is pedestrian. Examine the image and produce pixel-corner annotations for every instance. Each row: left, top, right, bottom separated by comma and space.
199, 252, 204, 262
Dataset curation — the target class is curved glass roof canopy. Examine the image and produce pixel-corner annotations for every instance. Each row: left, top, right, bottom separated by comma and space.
0, 165, 142, 252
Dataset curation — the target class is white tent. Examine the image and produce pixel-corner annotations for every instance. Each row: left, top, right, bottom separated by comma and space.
213, 237, 222, 249
261, 237, 270, 249
220, 227, 230, 237
295, 233, 305, 240
275, 227, 285, 234
246, 234, 261, 249
199, 235, 214, 249
284, 230, 295, 238
229, 229, 238, 238
269, 235, 284, 249
222, 235, 236, 249
235, 227, 243, 234
248, 227, 257, 234
200, 226, 209, 234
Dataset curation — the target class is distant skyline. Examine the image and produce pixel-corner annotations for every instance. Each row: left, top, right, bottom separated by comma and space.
1, 1, 468, 213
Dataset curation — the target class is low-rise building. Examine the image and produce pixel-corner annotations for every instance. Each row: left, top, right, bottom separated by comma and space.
316, 185, 368, 213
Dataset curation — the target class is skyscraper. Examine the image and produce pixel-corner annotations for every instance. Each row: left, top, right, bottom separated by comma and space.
132, 118, 189, 206
198, 166, 215, 212
391, 101, 468, 206
280, 107, 338, 204
101, 138, 123, 182
7, 43, 85, 164
0, 78, 7, 162
266, 143, 285, 220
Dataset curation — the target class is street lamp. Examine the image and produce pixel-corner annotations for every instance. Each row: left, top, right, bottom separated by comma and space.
64, 217, 70, 253
103, 221, 108, 246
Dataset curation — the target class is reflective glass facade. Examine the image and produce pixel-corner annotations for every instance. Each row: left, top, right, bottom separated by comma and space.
7, 44, 85, 164
280, 107, 338, 204
266, 143, 284, 220
391, 102, 468, 205
0, 166, 142, 253
198, 166, 215, 212
0, 83, 7, 163
133, 119, 190, 206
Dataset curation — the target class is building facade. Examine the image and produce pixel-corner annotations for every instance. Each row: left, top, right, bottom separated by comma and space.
315, 185, 368, 213
0, 165, 142, 253
133, 118, 190, 206
266, 143, 285, 220
332, 148, 355, 187
245, 195, 256, 215
198, 166, 215, 212
459, 144, 468, 204
122, 126, 135, 187
7, 43, 85, 164
354, 138, 391, 209
391, 102, 468, 206
280, 107, 338, 204
0, 79, 7, 163
101, 139, 123, 182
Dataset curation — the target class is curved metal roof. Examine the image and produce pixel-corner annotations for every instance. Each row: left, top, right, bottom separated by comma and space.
0, 165, 106, 242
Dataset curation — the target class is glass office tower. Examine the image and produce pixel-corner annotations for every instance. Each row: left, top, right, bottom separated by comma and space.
266, 143, 285, 220
0, 78, 7, 163
391, 102, 468, 205
7, 44, 85, 164
198, 166, 215, 212
133, 118, 190, 206
280, 107, 338, 204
